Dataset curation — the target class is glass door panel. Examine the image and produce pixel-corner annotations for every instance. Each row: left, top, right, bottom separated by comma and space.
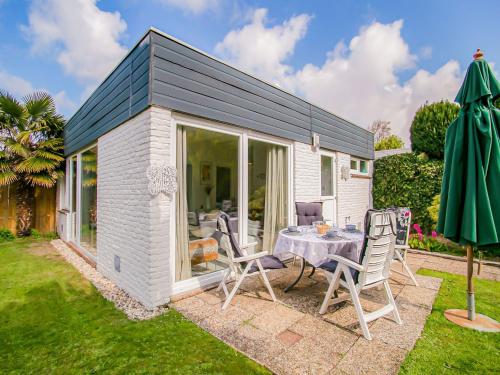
80, 147, 97, 255
176, 126, 238, 281
248, 139, 288, 252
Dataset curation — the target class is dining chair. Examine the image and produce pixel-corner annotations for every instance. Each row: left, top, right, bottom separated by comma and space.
388, 207, 419, 286
318, 209, 402, 340
215, 212, 286, 310
295, 202, 324, 225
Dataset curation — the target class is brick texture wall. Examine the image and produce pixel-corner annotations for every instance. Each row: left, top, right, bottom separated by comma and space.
336, 152, 372, 229
97, 107, 172, 309
293, 142, 371, 229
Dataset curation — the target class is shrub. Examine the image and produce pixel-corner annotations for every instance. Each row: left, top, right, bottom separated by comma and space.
427, 194, 440, 228
0, 228, 15, 242
410, 101, 460, 159
30, 229, 42, 239
373, 153, 443, 232
375, 135, 404, 151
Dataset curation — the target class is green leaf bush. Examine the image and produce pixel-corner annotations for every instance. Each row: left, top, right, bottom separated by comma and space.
375, 134, 405, 151
410, 101, 459, 159
0, 228, 15, 242
373, 153, 443, 232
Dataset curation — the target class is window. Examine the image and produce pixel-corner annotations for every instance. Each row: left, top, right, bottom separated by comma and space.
321, 155, 334, 196
248, 139, 288, 252
175, 123, 291, 283
176, 126, 238, 281
80, 147, 98, 255
360, 160, 368, 174
350, 157, 368, 174
67, 145, 98, 257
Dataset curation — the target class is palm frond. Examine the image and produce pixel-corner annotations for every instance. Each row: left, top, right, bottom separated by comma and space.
38, 138, 64, 150
0, 91, 27, 129
0, 159, 12, 172
15, 156, 58, 173
26, 172, 56, 188
5, 139, 30, 158
34, 149, 64, 162
23, 91, 54, 119
0, 170, 18, 186
16, 130, 33, 146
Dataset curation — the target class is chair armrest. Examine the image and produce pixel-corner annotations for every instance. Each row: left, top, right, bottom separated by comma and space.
233, 251, 269, 263
326, 254, 364, 271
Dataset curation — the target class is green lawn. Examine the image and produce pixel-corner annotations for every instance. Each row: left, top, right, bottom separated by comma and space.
0, 239, 269, 374
400, 269, 500, 374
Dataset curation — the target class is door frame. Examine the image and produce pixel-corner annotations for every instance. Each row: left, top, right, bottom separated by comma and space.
170, 113, 294, 295
319, 149, 338, 226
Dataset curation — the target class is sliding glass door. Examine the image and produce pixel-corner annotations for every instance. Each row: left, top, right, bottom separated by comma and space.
248, 139, 288, 252
175, 123, 290, 284
67, 145, 98, 257
175, 126, 238, 281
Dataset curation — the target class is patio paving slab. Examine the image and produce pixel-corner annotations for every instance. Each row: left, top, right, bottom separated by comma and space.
172, 258, 445, 375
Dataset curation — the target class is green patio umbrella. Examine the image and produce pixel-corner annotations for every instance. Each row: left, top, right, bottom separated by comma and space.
437, 49, 500, 325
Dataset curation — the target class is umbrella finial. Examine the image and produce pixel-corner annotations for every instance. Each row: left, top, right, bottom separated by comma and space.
473, 49, 484, 60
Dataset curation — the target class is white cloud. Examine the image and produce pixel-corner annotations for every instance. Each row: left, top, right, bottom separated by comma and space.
157, 0, 219, 14
419, 46, 433, 60
0, 70, 77, 115
22, 0, 127, 84
215, 14, 463, 143
215, 8, 311, 88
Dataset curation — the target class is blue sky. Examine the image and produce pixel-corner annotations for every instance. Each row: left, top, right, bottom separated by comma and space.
0, 0, 498, 141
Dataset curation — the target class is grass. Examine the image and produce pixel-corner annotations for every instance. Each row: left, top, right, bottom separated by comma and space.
0, 239, 269, 374
400, 269, 500, 374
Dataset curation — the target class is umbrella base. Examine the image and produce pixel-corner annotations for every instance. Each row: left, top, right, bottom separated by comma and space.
444, 309, 500, 332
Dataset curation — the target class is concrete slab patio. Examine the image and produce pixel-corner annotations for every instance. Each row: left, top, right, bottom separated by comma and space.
173, 255, 446, 375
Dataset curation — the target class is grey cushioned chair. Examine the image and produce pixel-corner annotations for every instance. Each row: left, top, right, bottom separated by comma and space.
215, 212, 286, 310
295, 202, 323, 225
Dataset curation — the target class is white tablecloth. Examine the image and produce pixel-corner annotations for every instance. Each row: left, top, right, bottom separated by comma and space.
273, 228, 364, 267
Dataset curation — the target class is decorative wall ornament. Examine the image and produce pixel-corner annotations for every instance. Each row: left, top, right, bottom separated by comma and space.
341, 165, 350, 181
146, 164, 177, 196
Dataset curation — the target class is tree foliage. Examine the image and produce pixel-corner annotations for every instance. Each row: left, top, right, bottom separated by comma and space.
0, 91, 65, 188
410, 101, 459, 159
368, 120, 392, 142
375, 134, 404, 151
0, 91, 65, 235
373, 153, 443, 232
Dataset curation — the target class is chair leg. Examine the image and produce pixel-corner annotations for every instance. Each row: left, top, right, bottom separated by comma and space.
222, 262, 253, 310
394, 249, 419, 286
255, 260, 277, 302
383, 280, 402, 324
344, 267, 372, 340
319, 267, 341, 314
217, 269, 230, 297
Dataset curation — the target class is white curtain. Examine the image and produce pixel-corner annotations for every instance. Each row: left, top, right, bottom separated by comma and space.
262, 146, 287, 252
176, 127, 192, 281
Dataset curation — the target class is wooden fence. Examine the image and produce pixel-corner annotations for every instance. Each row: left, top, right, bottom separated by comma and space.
0, 185, 56, 235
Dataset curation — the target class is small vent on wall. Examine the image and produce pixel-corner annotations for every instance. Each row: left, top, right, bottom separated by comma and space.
114, 255, 121, 272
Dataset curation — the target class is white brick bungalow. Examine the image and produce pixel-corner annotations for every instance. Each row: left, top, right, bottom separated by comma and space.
57, 28, 374, 309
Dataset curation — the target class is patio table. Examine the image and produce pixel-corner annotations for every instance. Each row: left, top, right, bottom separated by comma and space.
274, 227, 364, 292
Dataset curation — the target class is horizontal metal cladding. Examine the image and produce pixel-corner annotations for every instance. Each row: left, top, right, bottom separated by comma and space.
64, 35, 151, 156
311, 106, 374, 159
149, 30, 374, 159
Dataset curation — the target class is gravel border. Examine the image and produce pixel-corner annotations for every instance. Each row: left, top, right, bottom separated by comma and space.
51, 239, 167, 320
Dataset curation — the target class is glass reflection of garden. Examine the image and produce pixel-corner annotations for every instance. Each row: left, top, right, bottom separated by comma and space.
80, 147, 97, 255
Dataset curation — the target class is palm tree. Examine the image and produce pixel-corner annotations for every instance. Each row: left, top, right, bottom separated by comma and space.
0, 91, 65, 236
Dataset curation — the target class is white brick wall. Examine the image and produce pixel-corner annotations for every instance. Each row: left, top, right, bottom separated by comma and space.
294, 142, 321, 202
336, 152, 372, 230
293, 142, 371, 229
97, 107, 172, 309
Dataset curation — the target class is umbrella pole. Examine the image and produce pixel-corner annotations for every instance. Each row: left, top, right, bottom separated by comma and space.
466, 244, 476, 320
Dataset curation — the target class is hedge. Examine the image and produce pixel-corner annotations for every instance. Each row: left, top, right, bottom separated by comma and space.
410, 101, 459, 159
373, 153, 443, 232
